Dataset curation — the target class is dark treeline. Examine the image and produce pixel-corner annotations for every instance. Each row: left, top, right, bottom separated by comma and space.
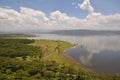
0, 39, 120, 80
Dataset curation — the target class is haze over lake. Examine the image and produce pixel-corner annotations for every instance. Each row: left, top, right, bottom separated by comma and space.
28, 30, 120, 74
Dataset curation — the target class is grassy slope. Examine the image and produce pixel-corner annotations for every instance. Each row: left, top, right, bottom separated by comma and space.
30, 40, 95, 73
30, 40, 120, 80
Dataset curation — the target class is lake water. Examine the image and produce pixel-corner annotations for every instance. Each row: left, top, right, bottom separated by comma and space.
28, 31, 120, 74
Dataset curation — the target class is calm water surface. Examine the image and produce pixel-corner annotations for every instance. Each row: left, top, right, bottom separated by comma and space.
28, 33, 120, 74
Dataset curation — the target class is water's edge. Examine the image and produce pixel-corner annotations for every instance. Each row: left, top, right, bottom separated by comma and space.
63, 45, 95, 73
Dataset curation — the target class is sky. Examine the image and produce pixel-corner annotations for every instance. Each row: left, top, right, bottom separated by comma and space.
0, 0, 120, 32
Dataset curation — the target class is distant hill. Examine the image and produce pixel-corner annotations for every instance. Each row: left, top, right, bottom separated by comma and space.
51, 29, 120, 36
1, 29, 120, 36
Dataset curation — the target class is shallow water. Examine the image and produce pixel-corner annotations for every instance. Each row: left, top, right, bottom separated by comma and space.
28, 32, 120, 74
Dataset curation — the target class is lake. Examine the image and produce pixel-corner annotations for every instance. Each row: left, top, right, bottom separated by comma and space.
28, 30, 120, 74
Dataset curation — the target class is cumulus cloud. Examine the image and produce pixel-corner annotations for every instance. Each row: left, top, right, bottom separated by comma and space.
78, 0, 94, 14
0, 7, 52, 32
0, 4, 120, 32
78, 0, 101, 16
50, 10, 80, 27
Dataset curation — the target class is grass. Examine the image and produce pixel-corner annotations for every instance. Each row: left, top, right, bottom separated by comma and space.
30, 40, 95, 73
0, 34, 35, 39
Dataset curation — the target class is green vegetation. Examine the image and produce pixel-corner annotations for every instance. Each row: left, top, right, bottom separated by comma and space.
0, 34, 35, 39
0, 38, 120, 80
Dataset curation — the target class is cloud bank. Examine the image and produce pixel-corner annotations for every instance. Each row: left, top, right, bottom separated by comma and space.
0, 0, 120, 32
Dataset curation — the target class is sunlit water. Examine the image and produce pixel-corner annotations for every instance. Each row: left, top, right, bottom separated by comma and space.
28, 33, 120, 74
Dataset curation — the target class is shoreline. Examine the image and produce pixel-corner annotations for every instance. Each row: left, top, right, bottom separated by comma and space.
62, 45, 96, 73
5, 35, 113, 74
30, 38, 96, 73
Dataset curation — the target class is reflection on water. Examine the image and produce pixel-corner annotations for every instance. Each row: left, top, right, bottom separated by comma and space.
28, 34, 120, 74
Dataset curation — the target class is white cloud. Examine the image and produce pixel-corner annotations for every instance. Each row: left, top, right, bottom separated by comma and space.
78, 0, 94, 15
0, 7, 52, 32
77, 0, 120, 30
50, 10, 80, 27
20, 7, 49, 21
78, 0, 101, 16
0, 5, 120, 32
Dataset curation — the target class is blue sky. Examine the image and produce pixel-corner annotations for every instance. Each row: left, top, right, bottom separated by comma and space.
0, 0, 120, 18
